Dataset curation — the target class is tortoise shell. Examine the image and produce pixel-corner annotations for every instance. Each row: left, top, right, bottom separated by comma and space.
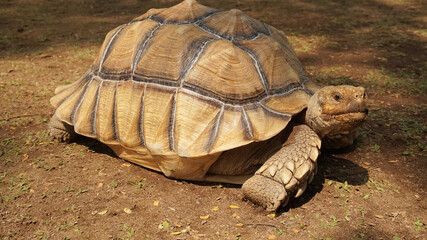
50, 0, 317, 167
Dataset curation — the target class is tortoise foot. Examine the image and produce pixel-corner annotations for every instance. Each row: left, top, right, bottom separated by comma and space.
242, 175, 289, 211
242, 125, 320, 211
48, 114, 76, 143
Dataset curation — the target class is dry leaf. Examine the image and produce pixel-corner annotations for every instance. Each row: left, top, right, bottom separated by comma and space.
212, 206, 219, 211
268, 235, 276, 239
22, 153, 28, 161
229, 205, 240, 209
200, 215, 210, 219
122, 163, 131, 167
98, 210, 107, 215
235, 223, 243, 227
97, 183, 103, 188
171, 232, 181, 235
124, 208, 132, 214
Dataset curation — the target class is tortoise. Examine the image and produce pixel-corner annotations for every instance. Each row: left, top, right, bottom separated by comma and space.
48, 0, 368, 211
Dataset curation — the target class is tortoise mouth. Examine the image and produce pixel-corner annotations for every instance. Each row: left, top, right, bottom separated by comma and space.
327, 109, 368, 125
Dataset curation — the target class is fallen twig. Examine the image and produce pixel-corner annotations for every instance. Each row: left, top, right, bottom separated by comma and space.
243, 223, 277, 228
0, 114, 39, 121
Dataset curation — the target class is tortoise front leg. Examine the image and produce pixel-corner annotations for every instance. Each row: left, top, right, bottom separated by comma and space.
48, 113, 77, 142
242, 124, 321, 211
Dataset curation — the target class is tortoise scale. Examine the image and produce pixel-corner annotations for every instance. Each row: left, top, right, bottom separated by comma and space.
49, 0, 368, 211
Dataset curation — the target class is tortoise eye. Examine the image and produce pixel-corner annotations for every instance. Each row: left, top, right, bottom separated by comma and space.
333, 93, 342, 101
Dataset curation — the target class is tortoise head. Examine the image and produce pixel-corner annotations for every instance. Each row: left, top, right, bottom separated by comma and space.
305, 85, 368, 138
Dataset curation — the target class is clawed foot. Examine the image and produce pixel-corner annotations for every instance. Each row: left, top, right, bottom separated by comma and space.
48, 114, 76, 142
242, 125, 320, 211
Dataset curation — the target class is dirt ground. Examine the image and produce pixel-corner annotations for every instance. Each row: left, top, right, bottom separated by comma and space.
0, 0, 426, 239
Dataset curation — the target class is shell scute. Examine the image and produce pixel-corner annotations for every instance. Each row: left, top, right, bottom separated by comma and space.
54, 77, 91, 125
72, 77, 102, 138
237, 35, 301, 92
100, 20, 159, 76
94, 80, 118, 144
262, 89, 311, 115
142, 85, 176, 155
184, 39, 264, 100
198, 9, 269, 40
244, 104, 292, 141
151, 0, 218, 23
174, 91, 221, 157
115, 81, 146, 148
134, 24, 215, 83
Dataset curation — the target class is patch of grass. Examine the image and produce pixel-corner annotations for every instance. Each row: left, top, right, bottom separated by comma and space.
56, 220, 72, 232
127, 178, 153, 189
110, 180, 118, 189
113, 224, 135, 240
366, 143, 381, 153
1, 137, 22, 158
1, 174, 32, 202
73, 47, 95, 60
359, 208, 366, 226
412, 218, 426, 232
364, 68, 426, 94
74, 226, 83, 234
32, 156, 65, 172
76, 188, 88, 196
37, 36, 48, 42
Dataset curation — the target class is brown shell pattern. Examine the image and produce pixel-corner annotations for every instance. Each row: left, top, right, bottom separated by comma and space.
51, 0, 315, 158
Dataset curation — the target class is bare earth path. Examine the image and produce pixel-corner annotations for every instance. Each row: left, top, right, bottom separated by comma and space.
0, 0, 426, 239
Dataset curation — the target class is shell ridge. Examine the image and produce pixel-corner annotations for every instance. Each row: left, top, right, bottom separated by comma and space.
149, 0, 221, 25
162, 10, 222, 24
168, 88, 179, 151
148, 15, 165, 24
241, 107, 254, 139
301, 81, 315, 96
98, 25, 127, 73
263, 22, 272, 36
267, 82, 303, 97
137, 84, 147, 147
206, 104, 224, 153
112, 83, 120, 142
92, 79, 103, 137
70, 78, 93, 125
195, 22, 224, 40
196, 11, 268, 41
259, 103, 293, 119
179, 38, 216, 87
233, 41, 270, 94
182, 82, 268, 105
55, 73, 93, 108
55, 71, 91, 95
131, 23, 162, 77
89, 75, 307, 106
